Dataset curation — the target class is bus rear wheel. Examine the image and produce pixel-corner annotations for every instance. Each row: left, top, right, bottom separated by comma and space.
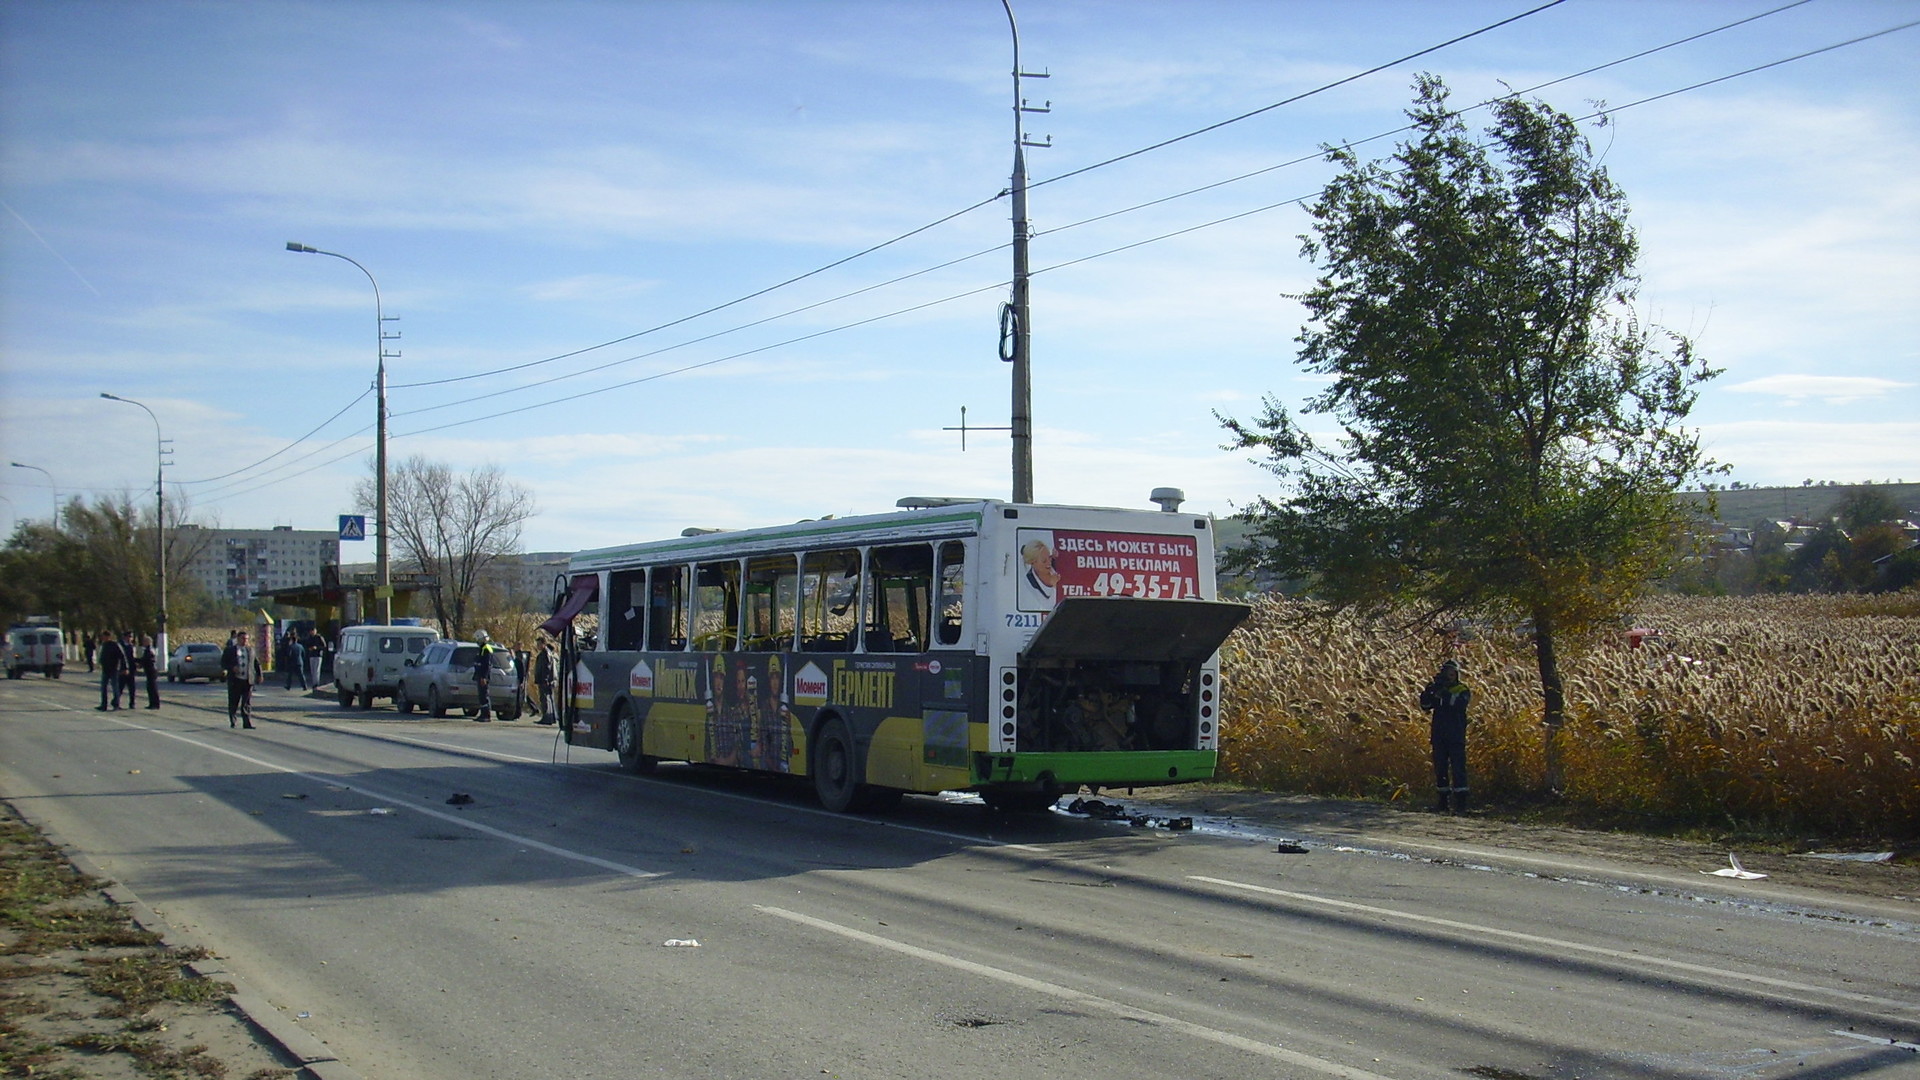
811, 717, 862, 813
613, 705, 656, 774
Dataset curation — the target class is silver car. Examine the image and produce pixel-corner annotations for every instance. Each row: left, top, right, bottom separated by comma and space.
394, 641, 519, 718
167, 642, 225, 683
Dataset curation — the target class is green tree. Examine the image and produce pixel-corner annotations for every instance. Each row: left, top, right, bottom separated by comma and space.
1222, 75, 1721, 792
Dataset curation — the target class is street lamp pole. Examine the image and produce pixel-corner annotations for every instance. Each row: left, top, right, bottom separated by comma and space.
286, 242, 396, 626
9, 461, 60, 528
99, 393, 171, 660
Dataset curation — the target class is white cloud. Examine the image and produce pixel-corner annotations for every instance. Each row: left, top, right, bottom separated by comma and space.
1724, 374, 1912, 406
1701, 420, 1920, 487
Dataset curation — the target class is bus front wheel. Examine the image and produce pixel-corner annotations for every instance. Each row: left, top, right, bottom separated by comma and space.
613, 705, 657, 774
811, 717, 861, 813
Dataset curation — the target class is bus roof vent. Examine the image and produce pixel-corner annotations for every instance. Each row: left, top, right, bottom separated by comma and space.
680, 527, 725, 537
1149, 487, 1186, 512
896, 497, 984, 509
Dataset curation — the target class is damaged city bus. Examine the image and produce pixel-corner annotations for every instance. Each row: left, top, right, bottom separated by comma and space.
540, 493, 1249, 812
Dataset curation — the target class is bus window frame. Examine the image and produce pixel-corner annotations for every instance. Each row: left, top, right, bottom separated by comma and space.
648, 564, 689, 651
607, 567, 648, 651
691, 558, 743, 652
799, 547, 862, 653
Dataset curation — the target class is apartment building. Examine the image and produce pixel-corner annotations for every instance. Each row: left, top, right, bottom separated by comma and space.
176, 525, 340, 606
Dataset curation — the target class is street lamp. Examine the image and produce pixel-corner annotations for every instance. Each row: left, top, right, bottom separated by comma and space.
100, 393, 171, 661
8, 461, 59, 526
286, 242, 397, 626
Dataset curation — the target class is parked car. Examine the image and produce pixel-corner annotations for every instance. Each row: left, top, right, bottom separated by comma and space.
167, 643, 225, 682
333, 625, 439, 708
395, 640, 519, 718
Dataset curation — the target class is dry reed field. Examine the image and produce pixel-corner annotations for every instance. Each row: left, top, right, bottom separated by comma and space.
1218, 593, 1920, 841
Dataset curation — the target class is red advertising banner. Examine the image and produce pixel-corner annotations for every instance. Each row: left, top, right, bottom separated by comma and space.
1017, 528, 1201, 610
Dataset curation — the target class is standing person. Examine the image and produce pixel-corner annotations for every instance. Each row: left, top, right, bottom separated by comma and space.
96, 631, 127, 710
221, 630, 257, 729
304, 628, 325, 689
139, 634, 161, 709
282, 631, 309, 691
117, 631, 138, 707
1419, 659, 1472, 813
531, 637, 556, 725
471, 630, 496, 722
83, 632, 97, 673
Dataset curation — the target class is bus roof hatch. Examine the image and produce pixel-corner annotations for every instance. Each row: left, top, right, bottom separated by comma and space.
1020, 597, 1251, 663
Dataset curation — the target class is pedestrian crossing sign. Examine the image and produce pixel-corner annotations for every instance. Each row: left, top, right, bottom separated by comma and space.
338, 515, 367, 541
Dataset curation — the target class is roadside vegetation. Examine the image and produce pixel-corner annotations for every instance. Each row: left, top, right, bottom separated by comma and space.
0, 804, 295, 1080
1219, 592, 1920, 845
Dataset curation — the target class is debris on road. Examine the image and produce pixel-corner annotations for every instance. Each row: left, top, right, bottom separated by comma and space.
662, 938, 701, 947
1703, 853, 1767, 880
1794, 851, 1894, 863
1063, 798, 1194, 831
446, 793, 474, 805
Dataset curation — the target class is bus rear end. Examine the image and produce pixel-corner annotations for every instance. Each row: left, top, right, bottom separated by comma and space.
973, 502, 1248, 810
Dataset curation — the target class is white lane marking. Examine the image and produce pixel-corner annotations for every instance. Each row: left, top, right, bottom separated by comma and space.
1830, 1029, 1920, 1052
20, 687, 1040, 854
89, 712, 662, 880
370, 728, 1048, 852
1190, 875, 1916, 1015
757, 905, 1398, 1080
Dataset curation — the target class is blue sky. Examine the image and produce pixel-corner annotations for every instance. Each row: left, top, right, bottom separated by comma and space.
2, 0, 1915, 552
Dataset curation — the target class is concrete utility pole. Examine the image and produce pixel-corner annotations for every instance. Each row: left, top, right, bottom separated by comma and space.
1002, 0, 1048, 505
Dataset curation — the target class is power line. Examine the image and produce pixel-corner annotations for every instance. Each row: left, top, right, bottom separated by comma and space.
391, 193, 1004, 390
187, 1, 1818, 496
383, 17, 1917, 444
382, 1, 1576, 398
173, 385, 371, 486
390, 0, 1825, 428
1032, 0, 1572, 192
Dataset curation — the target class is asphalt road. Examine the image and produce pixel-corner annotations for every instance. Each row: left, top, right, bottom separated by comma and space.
2, 674, 1916, 1080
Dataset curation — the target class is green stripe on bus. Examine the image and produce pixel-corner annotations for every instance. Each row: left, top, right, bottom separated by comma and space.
972, 750, 1217, 787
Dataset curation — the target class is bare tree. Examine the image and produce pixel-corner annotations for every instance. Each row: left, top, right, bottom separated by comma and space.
355, 455, 536, 640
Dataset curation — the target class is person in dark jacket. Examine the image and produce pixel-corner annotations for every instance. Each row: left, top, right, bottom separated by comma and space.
96, 631, 127, 710
471, 630, 497, 722
1419, 659, 1471, 813
221, 630, 258, 729
139, 634, 161, 709
117, 631, 138, 706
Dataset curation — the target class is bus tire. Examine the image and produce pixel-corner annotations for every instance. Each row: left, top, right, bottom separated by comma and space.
811, 716, 861, 813
339, 686, 354, 708
613, 704, 656, 774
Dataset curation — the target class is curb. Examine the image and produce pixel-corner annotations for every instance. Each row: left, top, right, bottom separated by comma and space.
7, 799, 368, 1080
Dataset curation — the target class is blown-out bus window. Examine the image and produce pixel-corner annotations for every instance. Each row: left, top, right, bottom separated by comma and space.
937, 540, 966, 646
607, 568, 646, 650
743, 555, 799, 651
648, 566, 686, 650
866, 543, 932, 653
800, 549, 860, 652
692, 560, 740, 651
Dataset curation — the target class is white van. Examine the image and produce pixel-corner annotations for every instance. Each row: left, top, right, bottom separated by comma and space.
6, 622, 65, 679
334, 625, 439, 709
